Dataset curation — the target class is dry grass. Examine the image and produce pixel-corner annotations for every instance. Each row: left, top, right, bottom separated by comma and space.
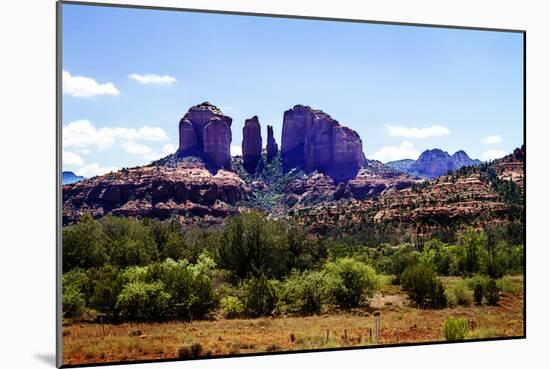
62, 275, 524, 366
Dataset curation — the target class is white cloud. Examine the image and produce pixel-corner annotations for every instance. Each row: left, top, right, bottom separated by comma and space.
77, 163, 119, 178
482, 135, 502, 144
121, 141, 152, 156
387, 125, 450, 139
63, 120, 169, 151
230, 145, 241, 157
63, 150, 84, 166
370, 141, 420, 162
63, 70, 120, 97
129, 73, 177, 85
63, 120, 116, 150
160, 143, 177, 156
481, 149, 507, 161
143, 143, 177, 161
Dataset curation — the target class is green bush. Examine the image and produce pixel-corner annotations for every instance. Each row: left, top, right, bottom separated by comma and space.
145, 254, 218, 320
242, 275, 279, 317
116, 281, 172, 321
87, 265, 124, 320
324, 257, 379, 308
62, 269, 91, 319
62, 215, 108, 271
484, 278, 500, 305
443, 316, 469, 341
389, 246, 421, 284
452, 282, 472, 306
220, 296, 244, 319
281, 270, 339, 315
401, 263, 447, 309
102, 216, 159, 268
219, 212, 322, 281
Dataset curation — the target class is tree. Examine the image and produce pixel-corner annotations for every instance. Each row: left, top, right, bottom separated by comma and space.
62, 215, 108, 271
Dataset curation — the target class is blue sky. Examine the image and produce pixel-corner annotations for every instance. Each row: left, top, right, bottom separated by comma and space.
62, 3, 524, 177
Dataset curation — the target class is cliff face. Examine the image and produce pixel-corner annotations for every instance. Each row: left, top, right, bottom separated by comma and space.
178, 102, 233, 170
281, 105, 365, 182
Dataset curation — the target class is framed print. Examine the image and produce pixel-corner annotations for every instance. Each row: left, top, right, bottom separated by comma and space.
57, 1, 525, 366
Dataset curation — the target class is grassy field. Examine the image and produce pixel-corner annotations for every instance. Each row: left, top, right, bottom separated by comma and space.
62, 275, 524, 366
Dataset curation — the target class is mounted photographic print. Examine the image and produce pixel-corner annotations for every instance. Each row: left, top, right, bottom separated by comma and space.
57, 1, 525, 367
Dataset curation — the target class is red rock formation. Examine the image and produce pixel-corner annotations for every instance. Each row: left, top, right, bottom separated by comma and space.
281, 105, 312, 171
203, 118, 232, 170
266, 125, 278, 161
178, 118, 198, 156
62, 160, 247, 224
242, 116, 262, 173
330, 126, 364, 181
305, 112, 339, 173
281, 105, 365, 181
177, 102, 233, 170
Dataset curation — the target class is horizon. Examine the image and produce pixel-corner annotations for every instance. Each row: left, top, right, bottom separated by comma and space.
62, 4, 524, 177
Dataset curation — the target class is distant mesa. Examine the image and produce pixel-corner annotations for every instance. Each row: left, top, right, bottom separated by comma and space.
386, 148, 481, 178
62, 171, 85, 185
281, 105, 366, 182
178, 102, 233, 170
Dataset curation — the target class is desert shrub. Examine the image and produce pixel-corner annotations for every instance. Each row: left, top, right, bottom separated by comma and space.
445, 289, 458, 308
121, 265, 148, 284
182, 228, 220, 263
443, 316, 469, 341
464, 274, 490, 290
484, 278, 500, 305
176, 343, 204, 359
220, 296, 244, 319
87, 265, 125, 320
116, 281, 172, 321
145, 254, 218, 320
400, 263, 447, 309
62, 269, 89, 318
219, 212, 322, 281
281, 270, 339, 315
62, 287, 86, 319
497, 277, 522, 296
242, 275, 280, 317
102, 216, 159, 268
62, 215, 108, 271
389, 245, 421, 284
473, 283, 484, 305
324, 257, 379, 308
162, 232, 187, 262
452, 281, 472, 306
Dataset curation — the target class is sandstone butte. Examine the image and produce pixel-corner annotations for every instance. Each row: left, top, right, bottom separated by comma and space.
281, 105, 366, 182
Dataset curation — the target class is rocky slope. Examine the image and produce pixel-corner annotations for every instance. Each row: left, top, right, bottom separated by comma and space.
291, 148, 524, 237
62, 157, 247, 226
386, 149, 481, 178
